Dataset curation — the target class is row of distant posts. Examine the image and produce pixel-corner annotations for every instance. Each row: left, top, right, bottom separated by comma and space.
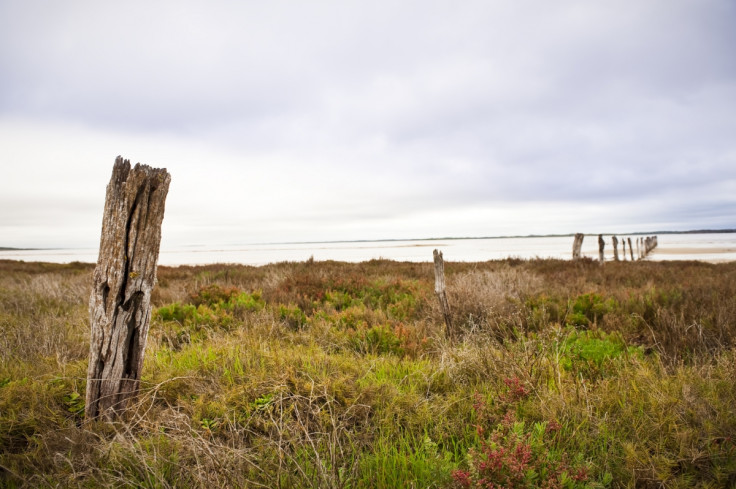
573, 233, 658, 262
433, 234, 660, 339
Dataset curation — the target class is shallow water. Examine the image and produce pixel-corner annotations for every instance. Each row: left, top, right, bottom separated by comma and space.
2, 233, 734, 266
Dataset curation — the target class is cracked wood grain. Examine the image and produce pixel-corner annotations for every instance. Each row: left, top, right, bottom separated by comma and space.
85, 156, 170, 420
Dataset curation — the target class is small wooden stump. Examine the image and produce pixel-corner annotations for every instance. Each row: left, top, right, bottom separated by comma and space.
572, 233, 584, 260
598, 234, 605, 262
612, 236, 620, 261
433, 249, 453, 339
86, 157, 171, 421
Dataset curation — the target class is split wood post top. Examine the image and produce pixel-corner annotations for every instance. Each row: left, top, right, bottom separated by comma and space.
86, 157, 171, 421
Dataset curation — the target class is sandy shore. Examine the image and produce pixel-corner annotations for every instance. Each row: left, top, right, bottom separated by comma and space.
646, 247, 736, 264
655, 247, 736, 255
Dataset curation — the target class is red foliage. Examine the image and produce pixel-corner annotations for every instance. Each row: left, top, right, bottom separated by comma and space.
500, 376, 530, 403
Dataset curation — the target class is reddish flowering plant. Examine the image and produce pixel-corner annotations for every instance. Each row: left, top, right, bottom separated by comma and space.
473, 392, 487, 415
450, 421, 591, 488
500, 376, 530, 403
451, 389, 592, 488
546, 420, 562, 433
451, 470, 472, 488
500, 409, 516, 429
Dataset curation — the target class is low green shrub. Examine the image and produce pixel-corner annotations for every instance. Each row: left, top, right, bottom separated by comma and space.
557, 329, 642, 378
351, 324, 403, 356
567, 293, 617, 328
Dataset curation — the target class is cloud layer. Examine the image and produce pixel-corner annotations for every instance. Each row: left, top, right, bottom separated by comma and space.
1, 0, 735, 248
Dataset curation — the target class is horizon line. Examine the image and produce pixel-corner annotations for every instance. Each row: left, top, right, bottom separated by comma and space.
3, 228, 734, 251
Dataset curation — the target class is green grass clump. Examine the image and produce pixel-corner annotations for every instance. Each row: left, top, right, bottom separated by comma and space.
1, 258, 735, 487
556, 329, 642, 378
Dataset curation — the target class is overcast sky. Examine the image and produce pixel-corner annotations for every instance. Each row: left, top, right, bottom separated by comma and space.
1, 0, 735, 249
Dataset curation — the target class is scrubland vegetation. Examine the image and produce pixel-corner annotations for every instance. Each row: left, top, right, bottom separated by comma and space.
1, 257, 735, 488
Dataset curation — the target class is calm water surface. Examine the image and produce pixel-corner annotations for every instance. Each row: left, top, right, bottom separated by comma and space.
2, 233, 735, 266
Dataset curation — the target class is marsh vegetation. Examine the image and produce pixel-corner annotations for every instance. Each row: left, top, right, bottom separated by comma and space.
1, 258, 735, 487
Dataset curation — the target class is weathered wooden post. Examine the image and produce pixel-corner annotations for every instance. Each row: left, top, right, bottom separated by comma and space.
627, 237, 634, 261
648, 236, 657, 254
572, 233, 584, 260
598, 234, 605, 262
612, 236, 620, 261
622, 238, 627, 260
86, 157, 171, 421
433, 249, 453, 339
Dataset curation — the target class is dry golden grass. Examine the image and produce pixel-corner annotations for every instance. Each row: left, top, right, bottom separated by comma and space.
1, 257, 735, 488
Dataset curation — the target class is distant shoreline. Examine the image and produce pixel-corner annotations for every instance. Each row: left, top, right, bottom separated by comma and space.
2, 228, 734, 251
224, 228, 736, 247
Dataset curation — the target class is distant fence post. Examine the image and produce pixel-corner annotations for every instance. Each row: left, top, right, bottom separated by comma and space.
648, 236, 658, 255
622, 238, 626, 260
572, 233, 584, 260
598, 234, 605, 262
627, 238, 634, 261
645, 236, 658, 255
612, 236, 620, 261
433, 249, 453, 339
635, 238, 641, 260
86, 157, 171, 421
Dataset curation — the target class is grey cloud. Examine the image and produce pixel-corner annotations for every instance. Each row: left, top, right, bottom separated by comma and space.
1, 0, 735, 247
